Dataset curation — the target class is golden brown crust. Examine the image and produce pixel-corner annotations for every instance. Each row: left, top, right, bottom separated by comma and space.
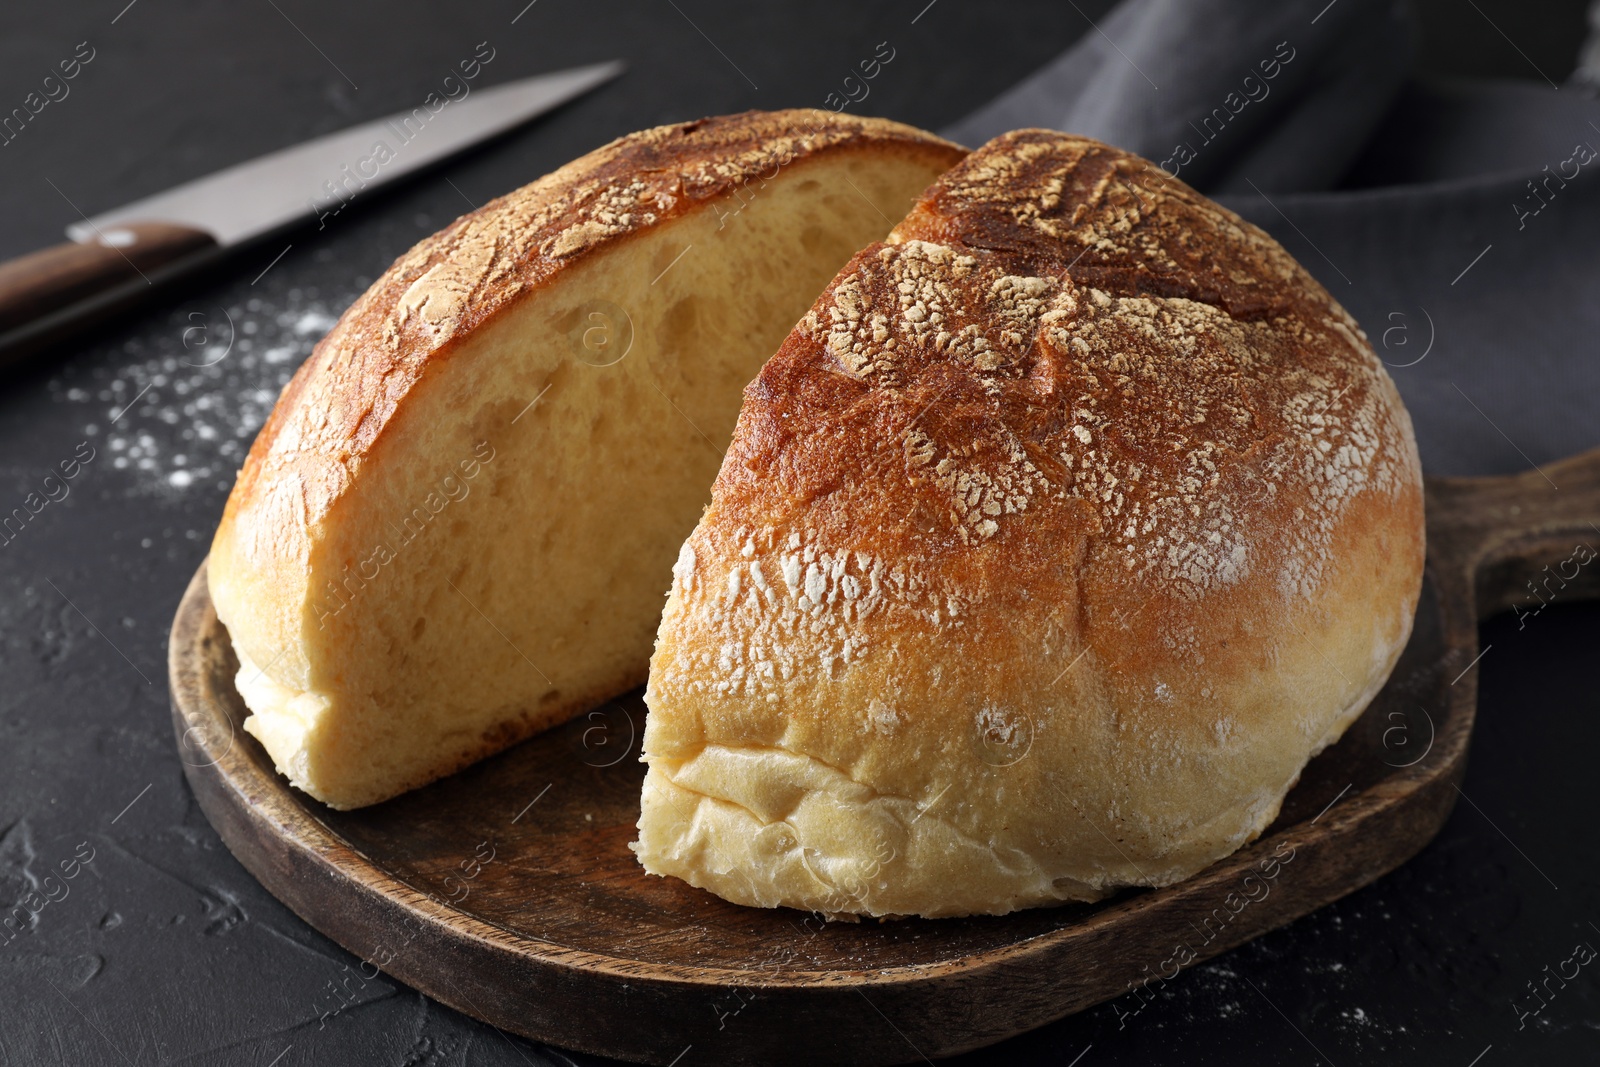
721, 134, 1410, 644
637, 130, 1425, 917
896, 129, 1306, 318
211, 110, 964, 676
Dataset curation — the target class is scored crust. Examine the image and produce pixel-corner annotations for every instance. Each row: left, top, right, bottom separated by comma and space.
635, 130, 1426, 917
208, 110, 965, 808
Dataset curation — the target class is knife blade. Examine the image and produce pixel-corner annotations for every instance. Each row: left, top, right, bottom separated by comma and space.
0, 60, 624, 372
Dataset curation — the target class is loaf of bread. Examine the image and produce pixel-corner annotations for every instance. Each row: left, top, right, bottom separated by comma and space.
208, 111, 965, 809
633, 130, 1426, 917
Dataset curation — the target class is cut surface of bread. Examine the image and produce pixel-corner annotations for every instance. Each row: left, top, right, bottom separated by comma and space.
634, 130, 1426, 918
208, 111, 964, 809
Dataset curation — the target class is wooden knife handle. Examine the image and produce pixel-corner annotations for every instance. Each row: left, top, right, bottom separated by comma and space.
0, 222, 217, 335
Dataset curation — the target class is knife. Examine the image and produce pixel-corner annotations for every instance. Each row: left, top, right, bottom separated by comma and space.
0, 60, 624, 371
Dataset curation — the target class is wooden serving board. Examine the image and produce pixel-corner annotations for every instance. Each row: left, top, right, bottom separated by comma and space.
168, 450, 1600, 1066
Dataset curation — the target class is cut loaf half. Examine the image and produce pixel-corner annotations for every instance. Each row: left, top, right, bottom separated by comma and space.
209, 110, 965, 809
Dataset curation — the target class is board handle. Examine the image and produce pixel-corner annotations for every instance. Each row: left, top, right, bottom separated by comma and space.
0, 222, 216, 336
1424, 447, 1600, 623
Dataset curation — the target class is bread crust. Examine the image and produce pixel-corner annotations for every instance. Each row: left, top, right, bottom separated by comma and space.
637, 130, 1425, 917
208, 110, 965, 801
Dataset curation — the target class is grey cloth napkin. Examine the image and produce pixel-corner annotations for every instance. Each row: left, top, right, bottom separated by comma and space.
943, 0, 1600, 478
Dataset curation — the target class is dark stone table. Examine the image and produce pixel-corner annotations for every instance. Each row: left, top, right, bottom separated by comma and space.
2, 2, 1596, 1063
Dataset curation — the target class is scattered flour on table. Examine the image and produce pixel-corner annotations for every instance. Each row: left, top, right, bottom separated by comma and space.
48, 290, 353, 497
